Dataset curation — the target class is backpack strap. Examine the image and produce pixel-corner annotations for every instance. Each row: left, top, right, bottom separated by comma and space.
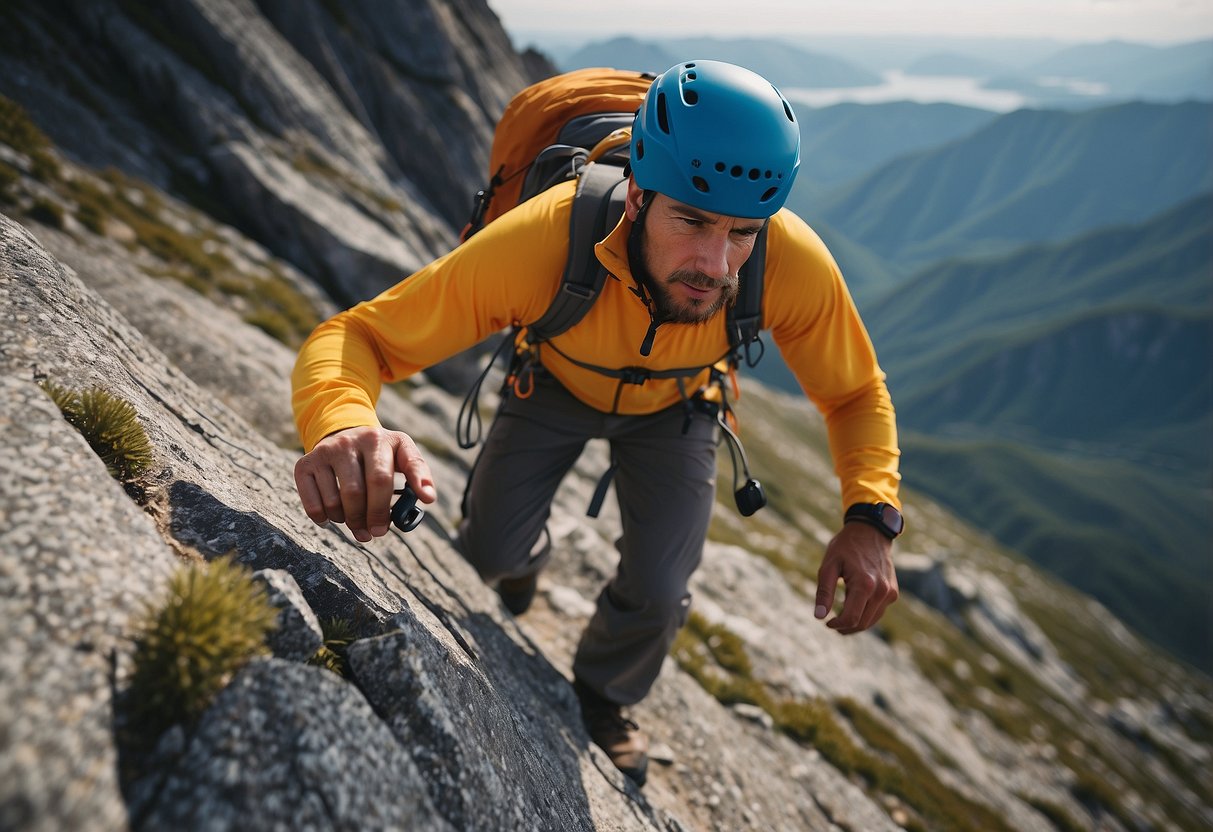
527, 161, 628, 343
727, 226, 767, 367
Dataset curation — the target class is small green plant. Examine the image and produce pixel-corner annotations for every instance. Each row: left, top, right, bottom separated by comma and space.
308, 617, 357, 677
42, 382, 155, 482
26, 197, 65, 228
0, 94, 59, 180
127, 555, 278, 737
0, 161, 19, 204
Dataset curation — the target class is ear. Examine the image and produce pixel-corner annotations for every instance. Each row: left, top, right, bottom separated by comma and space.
625, 176, 646, 221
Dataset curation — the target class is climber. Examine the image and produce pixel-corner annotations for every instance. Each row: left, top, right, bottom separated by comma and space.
290, 60, 902, 788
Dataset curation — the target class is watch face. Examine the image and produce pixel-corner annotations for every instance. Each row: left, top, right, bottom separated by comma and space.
878, 504, 904, 535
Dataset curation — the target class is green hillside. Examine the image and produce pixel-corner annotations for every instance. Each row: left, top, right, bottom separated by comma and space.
857, 199, 1213, 668
898, 431, 1212, 669
892, 306, 1212, 473
866, 194, 1212, 353
818, 101, 1213, 270
786, 100, 997, 197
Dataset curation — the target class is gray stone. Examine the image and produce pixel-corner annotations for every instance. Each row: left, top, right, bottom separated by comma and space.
252, 568, 324, 662
136, 659, 453, 831
0, 372, 178, 831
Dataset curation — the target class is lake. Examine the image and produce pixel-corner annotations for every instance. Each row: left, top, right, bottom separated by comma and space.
786, 70, 1033, 111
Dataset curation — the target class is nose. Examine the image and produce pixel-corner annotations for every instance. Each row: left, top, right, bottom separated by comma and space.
691, 232, 731, 280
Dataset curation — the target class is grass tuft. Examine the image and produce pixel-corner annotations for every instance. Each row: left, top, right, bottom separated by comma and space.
126, 555, 278, 738
42, 382, 155, 482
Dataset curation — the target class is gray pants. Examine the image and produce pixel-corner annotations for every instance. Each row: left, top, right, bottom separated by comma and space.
458, 369, 719, 705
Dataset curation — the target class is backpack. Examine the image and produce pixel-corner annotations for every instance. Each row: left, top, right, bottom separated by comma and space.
456, 68, 769, 515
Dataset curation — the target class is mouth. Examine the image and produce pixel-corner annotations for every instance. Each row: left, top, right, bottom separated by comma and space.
678, 279, 721, 299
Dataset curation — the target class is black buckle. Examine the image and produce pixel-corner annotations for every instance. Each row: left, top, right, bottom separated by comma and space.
620, 366, 651, 385
390, 484, 425, 532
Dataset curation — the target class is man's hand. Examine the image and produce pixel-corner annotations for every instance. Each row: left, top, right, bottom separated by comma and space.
293, 426, 436, 543
814, 521, 899, 634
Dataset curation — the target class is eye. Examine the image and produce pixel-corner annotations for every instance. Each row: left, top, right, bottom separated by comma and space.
678, 216, 704, 228
732, 226, 761, 238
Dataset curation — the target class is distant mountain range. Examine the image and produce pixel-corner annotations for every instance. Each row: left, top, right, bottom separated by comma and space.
559, 35, 880, 88
552, 35, 1212, 110
789, 100, 998, 197
862, 195, 1213, 667
816, 101, 1213, 270
998, 38, 1213, 102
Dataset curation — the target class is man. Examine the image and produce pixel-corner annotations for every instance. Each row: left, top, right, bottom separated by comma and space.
291, 61, 902, 787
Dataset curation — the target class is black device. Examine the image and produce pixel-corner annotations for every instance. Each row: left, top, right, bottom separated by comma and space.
735, 478, 767, 517
843, 502, 904, 539
390, 483, 425, 532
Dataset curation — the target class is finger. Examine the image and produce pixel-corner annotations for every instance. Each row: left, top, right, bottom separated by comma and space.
815, 557, 841, 620
294, 462, 329, 526
856, 583, 895, 632
314, 465, 346, 525
332, 453, 370, 541
828, 571, 876, 633
363, 436, 396, 537
393, 434, 437, 503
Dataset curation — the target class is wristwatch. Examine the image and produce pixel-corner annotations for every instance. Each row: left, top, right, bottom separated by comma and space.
844, 502, 904, 540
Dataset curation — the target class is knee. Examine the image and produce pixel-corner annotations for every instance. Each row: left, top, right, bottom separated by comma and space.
456, 518, 549, 583
606, 583, 693, 629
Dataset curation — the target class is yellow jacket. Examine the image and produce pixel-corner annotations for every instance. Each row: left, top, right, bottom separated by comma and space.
292, 180, 901, 510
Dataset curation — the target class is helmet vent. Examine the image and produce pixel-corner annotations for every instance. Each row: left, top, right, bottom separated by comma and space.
656, 93, 670, 134
760, 186, 779, 203
730, 165, 743, 178
635, 138, 645, 160
684, 89, 699, 105
783, 100, 795, 123
748, 168, 760, 180
692, 176, 710, 193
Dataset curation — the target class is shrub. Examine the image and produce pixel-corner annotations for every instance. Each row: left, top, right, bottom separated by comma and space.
26, 197, 64, 228
127, 555, 278, 737
41, 382, 155, 482
0, 95, 59, 180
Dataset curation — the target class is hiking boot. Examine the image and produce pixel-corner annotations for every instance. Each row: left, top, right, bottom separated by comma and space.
574, 679, 649, 787
496, 572, 538, 615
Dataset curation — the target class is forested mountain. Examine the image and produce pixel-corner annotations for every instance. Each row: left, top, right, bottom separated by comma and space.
787, 100, 998, 199
817, 101, 1213, 270
864, 196, 1213, 666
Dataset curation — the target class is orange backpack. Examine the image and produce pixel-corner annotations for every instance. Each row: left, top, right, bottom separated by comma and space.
461, 67, 654, 240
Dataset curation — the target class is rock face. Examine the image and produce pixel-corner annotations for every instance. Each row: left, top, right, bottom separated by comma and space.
2, 2, 1212, 831
0, 0, 532, 305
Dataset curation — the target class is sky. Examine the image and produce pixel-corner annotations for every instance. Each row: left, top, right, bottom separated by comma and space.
487, 0, 1213, 45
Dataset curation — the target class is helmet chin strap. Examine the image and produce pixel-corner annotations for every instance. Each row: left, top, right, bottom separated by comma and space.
625, 194, 659, 312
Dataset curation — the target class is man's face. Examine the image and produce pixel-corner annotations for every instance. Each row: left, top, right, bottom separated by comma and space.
625, 180, 764, 325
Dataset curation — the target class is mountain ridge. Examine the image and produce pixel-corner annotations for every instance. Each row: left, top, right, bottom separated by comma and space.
818, 100, 1213, 269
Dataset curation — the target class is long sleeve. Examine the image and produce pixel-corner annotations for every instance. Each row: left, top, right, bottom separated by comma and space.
764, 211, 902, 511
291, 182, 576, 451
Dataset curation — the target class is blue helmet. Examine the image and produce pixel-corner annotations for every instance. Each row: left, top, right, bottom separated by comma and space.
630, 60, 801, 219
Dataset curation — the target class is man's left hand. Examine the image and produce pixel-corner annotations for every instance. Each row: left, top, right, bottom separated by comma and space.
814, 522, 899, 634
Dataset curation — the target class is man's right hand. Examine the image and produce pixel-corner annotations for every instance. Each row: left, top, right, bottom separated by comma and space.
293, 426, 437, 543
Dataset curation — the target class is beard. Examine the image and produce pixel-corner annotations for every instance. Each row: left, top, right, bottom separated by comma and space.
630, 217, 741, 325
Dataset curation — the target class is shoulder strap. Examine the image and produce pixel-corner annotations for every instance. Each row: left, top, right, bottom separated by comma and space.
527, 162, 628, 343
727, 227, 767, 366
